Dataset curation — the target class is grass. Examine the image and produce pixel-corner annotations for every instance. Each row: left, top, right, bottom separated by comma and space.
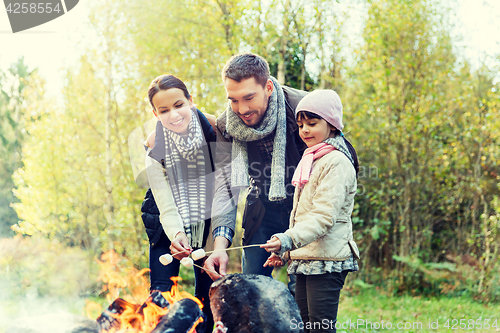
3, 232, 498, 333
267, 268, 500, 332
337, 287, 500, 332
2, 267, 500, 333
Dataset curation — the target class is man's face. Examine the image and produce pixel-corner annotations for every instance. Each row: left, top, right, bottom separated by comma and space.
224, 77, 273, 127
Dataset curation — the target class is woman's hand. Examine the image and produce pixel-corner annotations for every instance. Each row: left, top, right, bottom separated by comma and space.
263, 253, 285, 267
170, 232, 192, 260
260, 236, 282, 253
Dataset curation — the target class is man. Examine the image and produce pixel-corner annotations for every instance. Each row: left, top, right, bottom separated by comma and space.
204, 53, 307, 283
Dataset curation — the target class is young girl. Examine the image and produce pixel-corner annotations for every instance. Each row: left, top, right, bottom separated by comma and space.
142, 74, 216, 332
261, 89, 360, 333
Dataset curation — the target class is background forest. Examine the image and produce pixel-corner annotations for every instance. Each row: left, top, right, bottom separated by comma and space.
1, 0, 500, 320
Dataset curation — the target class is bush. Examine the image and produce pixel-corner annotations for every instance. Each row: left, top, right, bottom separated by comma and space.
376, 254, 500, 302
0, 235, 94, 299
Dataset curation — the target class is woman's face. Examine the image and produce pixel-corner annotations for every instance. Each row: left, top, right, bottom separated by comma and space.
152, 88, 193, 135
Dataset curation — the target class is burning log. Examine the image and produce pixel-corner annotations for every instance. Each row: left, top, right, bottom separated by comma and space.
94, 277, 205, 333
209, 274, 303, 333
97, 298, 142, 332
147, 290, 171, 309
150, 298, 205, 333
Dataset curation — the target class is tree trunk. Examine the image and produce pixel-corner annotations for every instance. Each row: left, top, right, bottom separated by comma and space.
104, 33, 116, 250
300, 46, 308, 90
217, 0, 234, 54
277, 0, 290, 85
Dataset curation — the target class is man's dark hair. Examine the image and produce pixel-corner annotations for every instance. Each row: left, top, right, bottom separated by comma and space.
222, 53, 270, 87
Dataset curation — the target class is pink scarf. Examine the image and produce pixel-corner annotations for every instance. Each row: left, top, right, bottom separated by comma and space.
292, 142, 335, 188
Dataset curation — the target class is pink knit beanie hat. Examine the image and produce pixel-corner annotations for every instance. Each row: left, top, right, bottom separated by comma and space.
295, 89, 344, 130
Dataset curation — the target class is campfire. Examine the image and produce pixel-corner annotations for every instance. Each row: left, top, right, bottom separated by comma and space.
95, 278, 204, 333
87, 251, 205, 333
86, 251, 304, 333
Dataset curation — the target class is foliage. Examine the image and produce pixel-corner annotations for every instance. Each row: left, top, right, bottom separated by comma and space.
345, 0, 500, 294
268, 41, 317, 90
0, 58, 38, 237
2, 0, 500, 300
0, 235, 94, 298
12, 0, 150, 268
119, 0, 236, 115
9, 0, 351, 267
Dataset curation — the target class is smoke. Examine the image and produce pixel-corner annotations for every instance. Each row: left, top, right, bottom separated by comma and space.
0, 236, 97, 333
0, 274, 93, 333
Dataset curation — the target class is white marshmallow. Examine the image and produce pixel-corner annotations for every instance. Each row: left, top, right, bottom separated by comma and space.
191, 249, 206, 261
159, 254, 173, 266
180, 257, 194, 268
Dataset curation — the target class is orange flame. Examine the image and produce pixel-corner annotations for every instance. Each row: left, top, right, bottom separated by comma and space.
86, 250, 204, 333
94, 250, 150, 304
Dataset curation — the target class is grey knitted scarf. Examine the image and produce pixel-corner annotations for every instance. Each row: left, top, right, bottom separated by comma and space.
226, 77, 287, 201
324, 136, 354, 165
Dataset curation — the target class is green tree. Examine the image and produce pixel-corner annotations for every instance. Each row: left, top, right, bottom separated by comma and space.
0, 57, 37, 237
120, 0, 242, 116
345, 0, 500, 292
13, 0, 149, 267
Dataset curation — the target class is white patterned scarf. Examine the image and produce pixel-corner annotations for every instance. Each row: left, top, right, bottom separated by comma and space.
162, 109, 206, 248
226, 77, 287, 201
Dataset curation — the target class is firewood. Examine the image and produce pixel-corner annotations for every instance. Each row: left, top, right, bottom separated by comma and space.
209, 274, 303, 333
150, 298, 205, 333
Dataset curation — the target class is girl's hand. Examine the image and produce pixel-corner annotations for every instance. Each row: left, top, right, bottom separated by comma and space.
260, 236, 282, 253
263, 253, 285, 267
170, 232, 192, 260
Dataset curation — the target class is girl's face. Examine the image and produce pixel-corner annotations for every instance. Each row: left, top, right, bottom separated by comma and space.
152, 88, 194, 135
297, 116, 334, 148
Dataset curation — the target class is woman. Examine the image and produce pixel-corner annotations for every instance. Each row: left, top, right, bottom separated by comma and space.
142, 74, 216, 332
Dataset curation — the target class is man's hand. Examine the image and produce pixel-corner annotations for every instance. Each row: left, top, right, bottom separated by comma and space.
260, 236, 282, 253
263, 253, 285, 267
204, 236, 229, 280
170, 232, 192, 260
146, 129, 156, 148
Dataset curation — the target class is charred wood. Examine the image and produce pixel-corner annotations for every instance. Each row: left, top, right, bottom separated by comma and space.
96, 298, 140, 332
209, 274, 303, 333
150, 298, 205, 333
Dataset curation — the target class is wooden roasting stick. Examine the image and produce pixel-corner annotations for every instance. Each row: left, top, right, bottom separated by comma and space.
160, 250, 222, 276
169, 243, 265, 259
179, 257, 222, 277
161, 244, 267, 276
204, 243, 264, 255
191, 263, 221, 276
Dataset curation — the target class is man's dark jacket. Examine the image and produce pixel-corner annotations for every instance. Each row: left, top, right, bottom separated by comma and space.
212, 85, 308, 244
